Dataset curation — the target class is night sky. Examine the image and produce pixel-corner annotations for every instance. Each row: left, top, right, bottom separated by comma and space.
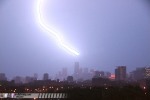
0, 0, 150, 79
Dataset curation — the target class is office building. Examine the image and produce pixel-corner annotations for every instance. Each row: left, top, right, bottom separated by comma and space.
115, 66, 126, 81
131, 67, 150, 80
0, 73, 7, 81
14, 76, 22, 84
43, 73, 49, 80
74, 62, 79, 74
62, 68, 67, 79
145, 67, 150, 78
74, 62, 80, 80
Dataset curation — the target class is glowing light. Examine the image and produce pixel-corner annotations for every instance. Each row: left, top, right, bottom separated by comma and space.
37, 0, 79, 56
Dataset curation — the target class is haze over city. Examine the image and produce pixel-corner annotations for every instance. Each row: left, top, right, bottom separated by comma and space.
0, 0, 150, 79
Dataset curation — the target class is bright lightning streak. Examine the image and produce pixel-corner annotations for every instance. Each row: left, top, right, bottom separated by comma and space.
37, 0, 79, 56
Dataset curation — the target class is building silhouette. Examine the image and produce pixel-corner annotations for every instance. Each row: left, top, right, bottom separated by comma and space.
94, 71, 105, 78
145, 67, 150, 78
62, 68, 67, 80
33, 73, 38, 80
74, 62, 80, 80
131, 67, 150, 80
14, 76, 23, 84
115, 66, 126, 81
0, 73, 7, 81
43, 73, 49, 80
74, 62, 79, 74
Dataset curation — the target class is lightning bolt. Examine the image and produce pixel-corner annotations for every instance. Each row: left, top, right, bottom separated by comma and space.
37, 0, 79, 56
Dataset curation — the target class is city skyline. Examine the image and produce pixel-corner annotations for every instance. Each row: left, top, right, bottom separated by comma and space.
1, 61, 150, 81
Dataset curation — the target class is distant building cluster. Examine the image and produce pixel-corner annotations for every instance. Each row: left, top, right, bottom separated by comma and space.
73, 62, 93, 81
0, 62, 150, 85
13, 75, 37, 84
129, 67, 150, 81
55, 68, 67, 81
72, 62, 113, 82
1, 63, 150, 100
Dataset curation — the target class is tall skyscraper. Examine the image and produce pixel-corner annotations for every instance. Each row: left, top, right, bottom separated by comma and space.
74, 62, 79, 74
132, 68, 145, 80
62, 68, 67, 79
43, 73, 49, 80
74, 62, 80, 80
115, 66, 126, 81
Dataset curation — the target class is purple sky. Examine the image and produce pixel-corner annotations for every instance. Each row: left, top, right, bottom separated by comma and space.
0, 0, 150, 79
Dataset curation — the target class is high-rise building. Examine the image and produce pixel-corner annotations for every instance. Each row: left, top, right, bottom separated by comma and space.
145, 67, 150, 78
94, 71, 105, 78
0, 73, 7, 81
62, 68, 67, 79
43, 73, 49, 80
115, 66, 126, 81
74, 62, 79, 74
131, 67, 150, 80
74, 62, 80, 80
56, 68, 68, 81
14, 76, 22, 84
33, 73, 38, 80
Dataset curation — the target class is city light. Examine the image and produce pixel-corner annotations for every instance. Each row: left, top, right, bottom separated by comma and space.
37, 0, 79, 56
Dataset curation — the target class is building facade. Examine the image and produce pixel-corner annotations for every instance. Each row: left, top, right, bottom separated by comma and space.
43, 73, 49, 80
115, 66, 126, 81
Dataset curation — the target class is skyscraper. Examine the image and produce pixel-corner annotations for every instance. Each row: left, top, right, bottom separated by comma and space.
74, 62, 80, 80
145, 67, 150, 78
33, 73, 38, 80
115, 66, 126, 81
43, 73, 49, 80
131, 67, 150, 80
74, 62, 79, 74
62, 68, 67, 80
0, 73, 7, 81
